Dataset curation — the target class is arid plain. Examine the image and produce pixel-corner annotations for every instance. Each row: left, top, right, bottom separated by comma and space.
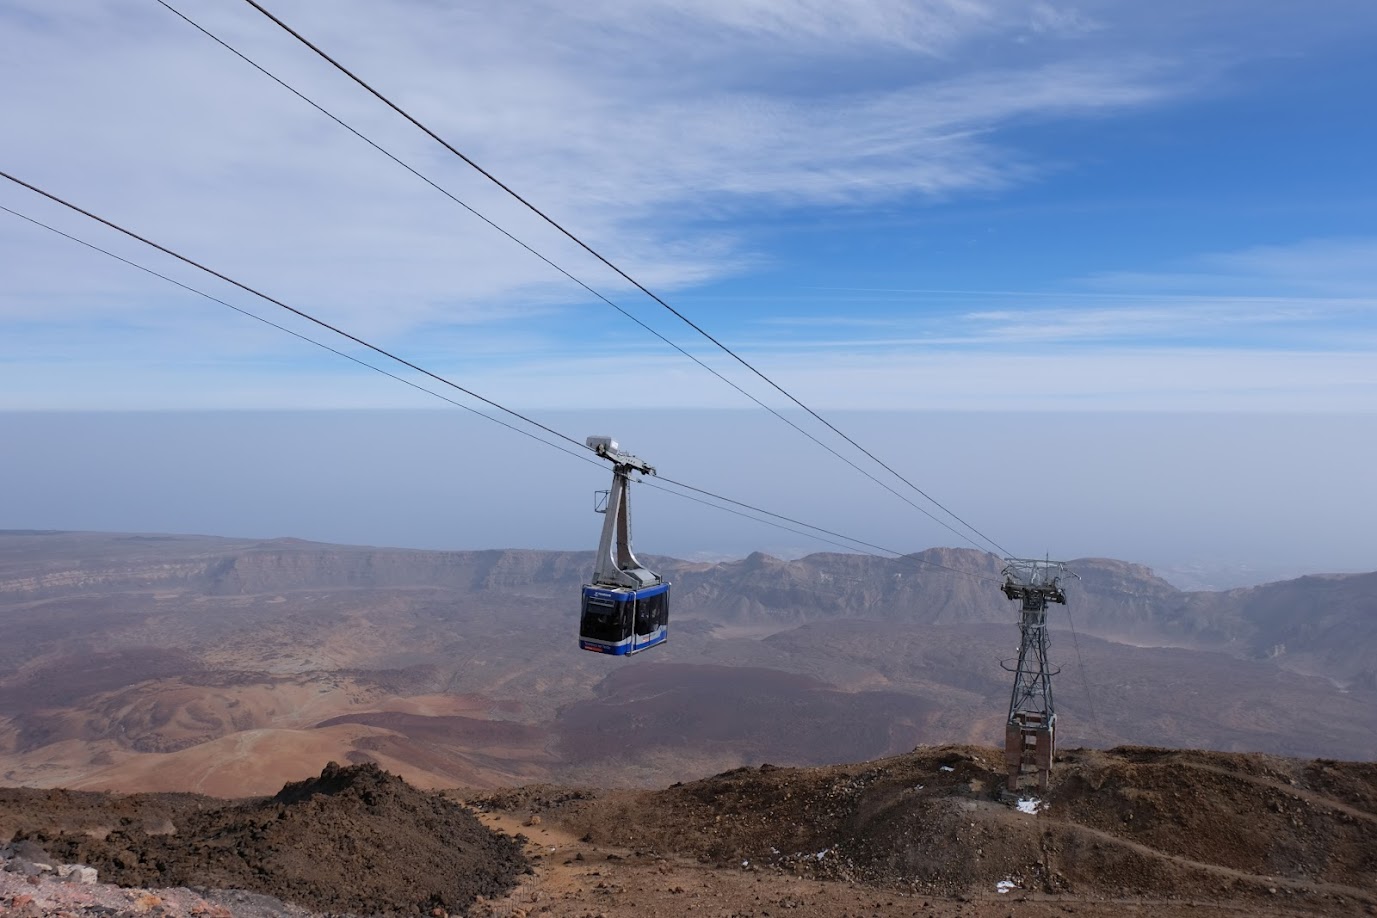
2, 529, 1374, 796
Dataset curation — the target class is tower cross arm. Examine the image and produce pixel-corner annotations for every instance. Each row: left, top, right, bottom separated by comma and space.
587, 436, 656, 476
1001, 558, 1072, 604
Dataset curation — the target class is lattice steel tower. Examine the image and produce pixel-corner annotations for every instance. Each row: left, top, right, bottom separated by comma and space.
999, 558, 1071, 793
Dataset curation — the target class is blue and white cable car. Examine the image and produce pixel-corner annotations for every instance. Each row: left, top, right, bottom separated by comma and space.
579, 436, 669, 655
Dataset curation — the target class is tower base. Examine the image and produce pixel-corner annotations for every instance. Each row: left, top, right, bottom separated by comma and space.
1004, 712, 1054, 793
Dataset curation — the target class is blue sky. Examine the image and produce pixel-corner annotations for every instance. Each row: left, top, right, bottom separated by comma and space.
2, 1, 1375, 578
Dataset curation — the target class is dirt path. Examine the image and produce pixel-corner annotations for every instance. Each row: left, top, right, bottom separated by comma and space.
1175, 760, 1377, 825
1063, 821, 1377, 905
472, 807, 1371, 918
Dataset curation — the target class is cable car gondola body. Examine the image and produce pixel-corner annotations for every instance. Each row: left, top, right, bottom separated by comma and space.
579, 436, 669, 655
579, 581, 668, 655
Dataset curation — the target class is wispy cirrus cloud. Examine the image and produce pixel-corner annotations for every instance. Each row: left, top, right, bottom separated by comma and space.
1, 0, 1370, 414
0, 0, 1176, 340
746, 235, 1377, 349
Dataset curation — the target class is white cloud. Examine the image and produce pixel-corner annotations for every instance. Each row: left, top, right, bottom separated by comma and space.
0, 0, 1176, 338
621, 0, 1002, 50
745, 234, 1377, 352
765, 348, 1377, 412
10, 342, 1372, 413
1085, 240, 1377, 299
2, 0, 1371, 415
1200, 239, 1377, 297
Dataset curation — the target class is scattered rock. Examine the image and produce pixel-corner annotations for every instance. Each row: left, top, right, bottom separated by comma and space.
56, 863, 98, 884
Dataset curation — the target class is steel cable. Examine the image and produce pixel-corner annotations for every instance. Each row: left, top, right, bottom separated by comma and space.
235, 0, 1014, 558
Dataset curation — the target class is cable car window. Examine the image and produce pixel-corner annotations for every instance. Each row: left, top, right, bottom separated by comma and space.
580, 594, 629, 643
635, 590, 667, 635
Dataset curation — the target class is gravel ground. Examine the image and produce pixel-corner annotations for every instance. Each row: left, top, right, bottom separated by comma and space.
4, 763, 528, 917
0, 868, 324, 917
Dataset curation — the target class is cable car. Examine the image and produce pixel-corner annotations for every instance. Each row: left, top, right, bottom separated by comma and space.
579, 436, 669, 654
579, 582, 669, 655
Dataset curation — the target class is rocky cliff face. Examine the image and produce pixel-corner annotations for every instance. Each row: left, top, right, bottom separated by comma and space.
2, 531, 1373, 687
196, 546, 596, 597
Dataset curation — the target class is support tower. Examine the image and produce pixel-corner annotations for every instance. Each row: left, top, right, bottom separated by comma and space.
998, 558, 1070, 793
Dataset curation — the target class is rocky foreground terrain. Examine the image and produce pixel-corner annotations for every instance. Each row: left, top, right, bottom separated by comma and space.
4, 746, 1376, 918
1, 762, 526, 917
